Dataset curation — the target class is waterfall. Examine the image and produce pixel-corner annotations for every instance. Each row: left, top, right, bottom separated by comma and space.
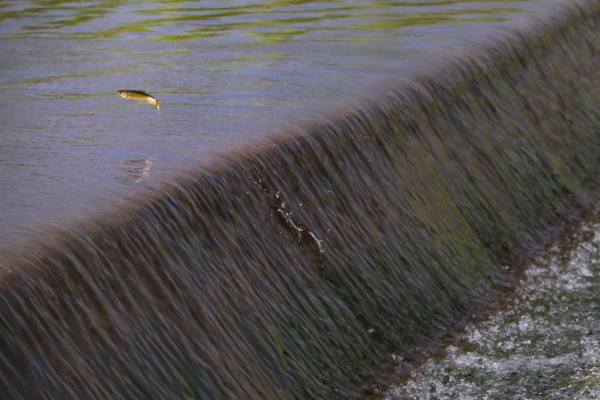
2, 1, 600, 398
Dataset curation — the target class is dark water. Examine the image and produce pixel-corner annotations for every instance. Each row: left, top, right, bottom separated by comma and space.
2, 0, 600, 399
0, 0, 565, 247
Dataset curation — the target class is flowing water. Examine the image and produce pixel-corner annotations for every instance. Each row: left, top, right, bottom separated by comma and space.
2, 0, 600, 399
0, 0, 567, 247
383, 210, 600, 399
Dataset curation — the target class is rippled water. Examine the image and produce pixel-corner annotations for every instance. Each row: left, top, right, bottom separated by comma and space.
384, 213, 600, 399
0, 0, 567, 247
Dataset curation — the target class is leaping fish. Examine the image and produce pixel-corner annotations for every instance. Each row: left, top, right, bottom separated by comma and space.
117, 90, 161, 110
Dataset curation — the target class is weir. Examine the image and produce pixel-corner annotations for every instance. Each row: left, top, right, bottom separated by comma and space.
2, 1, 600, 399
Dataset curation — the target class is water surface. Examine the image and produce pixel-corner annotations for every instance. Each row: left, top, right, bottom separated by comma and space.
0, 0, 566, 247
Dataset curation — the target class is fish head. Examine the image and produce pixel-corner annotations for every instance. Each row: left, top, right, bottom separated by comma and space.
117, 90, 126, 98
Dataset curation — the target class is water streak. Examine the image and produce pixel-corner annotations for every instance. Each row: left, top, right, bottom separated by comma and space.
1, 0, 600, 398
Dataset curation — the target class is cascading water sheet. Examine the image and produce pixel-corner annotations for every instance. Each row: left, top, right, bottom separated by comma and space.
1, 0, 600, 399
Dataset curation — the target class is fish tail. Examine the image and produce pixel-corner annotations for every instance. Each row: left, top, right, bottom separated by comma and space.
156, 100, 161, 110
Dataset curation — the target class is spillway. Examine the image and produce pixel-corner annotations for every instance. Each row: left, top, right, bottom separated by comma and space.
1, 0, 600, 398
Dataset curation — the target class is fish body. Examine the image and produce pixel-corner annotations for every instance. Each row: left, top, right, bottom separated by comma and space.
117, 90, 161, 110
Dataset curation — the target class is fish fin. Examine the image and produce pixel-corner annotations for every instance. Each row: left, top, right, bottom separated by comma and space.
156, 100, 161, 111
139, 89, 147, 93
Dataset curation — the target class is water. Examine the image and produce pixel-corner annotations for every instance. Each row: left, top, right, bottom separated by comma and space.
0, 0, 566, 247
2, 0, 600, 399
383, 212, 600, 399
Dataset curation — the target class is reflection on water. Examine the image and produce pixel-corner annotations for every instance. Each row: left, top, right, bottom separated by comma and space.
1, 1, 529, 41
0, 0, 562, 245
384, 214, 600, 399
118, 157, 156, 183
